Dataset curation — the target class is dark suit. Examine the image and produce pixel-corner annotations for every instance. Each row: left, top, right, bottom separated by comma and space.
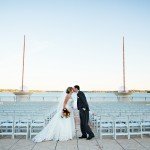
77, 91, 94, 137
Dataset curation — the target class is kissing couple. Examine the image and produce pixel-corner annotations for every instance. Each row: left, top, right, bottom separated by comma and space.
32, 85, 94, 142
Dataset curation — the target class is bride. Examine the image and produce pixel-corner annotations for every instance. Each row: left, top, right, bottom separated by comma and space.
32, 87, 75, 142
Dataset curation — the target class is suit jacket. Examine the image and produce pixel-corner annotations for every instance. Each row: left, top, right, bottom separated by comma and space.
77, 91, 89, 111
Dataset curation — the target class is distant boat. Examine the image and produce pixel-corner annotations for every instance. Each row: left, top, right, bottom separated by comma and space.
14, 35, 31, 97
116, 37, 132, 96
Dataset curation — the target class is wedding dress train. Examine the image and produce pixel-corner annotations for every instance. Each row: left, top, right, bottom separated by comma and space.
32, 96, 75, 142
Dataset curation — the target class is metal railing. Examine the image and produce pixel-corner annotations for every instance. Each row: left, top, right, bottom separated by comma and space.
0, 96, 150, 102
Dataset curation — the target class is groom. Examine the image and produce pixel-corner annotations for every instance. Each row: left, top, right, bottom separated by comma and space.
73, 85, 95, 140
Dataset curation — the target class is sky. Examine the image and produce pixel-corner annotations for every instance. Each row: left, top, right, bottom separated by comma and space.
0, 0, 150, 91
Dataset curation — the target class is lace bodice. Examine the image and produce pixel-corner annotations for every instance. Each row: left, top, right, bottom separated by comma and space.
66, 98, 74, 111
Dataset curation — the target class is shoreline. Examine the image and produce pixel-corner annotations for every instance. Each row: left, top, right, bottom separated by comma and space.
0, 89, 149, 93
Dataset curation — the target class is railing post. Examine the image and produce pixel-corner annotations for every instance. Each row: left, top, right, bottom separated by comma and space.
43, 97, 45, 101
14, 96, 16, 102
90, 97, 92, 101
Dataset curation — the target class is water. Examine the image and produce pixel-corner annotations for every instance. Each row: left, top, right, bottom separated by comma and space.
0, 92, 150, 102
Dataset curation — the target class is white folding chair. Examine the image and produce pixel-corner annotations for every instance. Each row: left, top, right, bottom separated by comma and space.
97, 115, 114, 139
0, 114, 14, 139
14, 115, 29, 139
30, 115, 46, 139
114, 116, 129, 139
141, 114, 150, 137
128, 115, 142, 139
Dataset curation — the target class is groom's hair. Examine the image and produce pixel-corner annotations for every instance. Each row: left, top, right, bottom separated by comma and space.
74, 85, 80, 90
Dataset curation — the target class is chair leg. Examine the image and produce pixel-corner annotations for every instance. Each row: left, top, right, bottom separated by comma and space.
12, 126, 14, 139
141, 125, 143, 139
30, 127, 32, 139
114, 129, 116, 140
128, 126, 130, 139
100, 127, 102, 140
26, 126, 28, 140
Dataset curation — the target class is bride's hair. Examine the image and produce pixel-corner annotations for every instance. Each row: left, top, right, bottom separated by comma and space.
66, 87, 73, 94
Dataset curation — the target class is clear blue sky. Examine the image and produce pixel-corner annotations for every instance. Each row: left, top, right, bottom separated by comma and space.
0, 0, 150, 91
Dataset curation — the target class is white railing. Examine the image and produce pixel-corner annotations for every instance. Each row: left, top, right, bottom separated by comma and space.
0, 95, 150, 102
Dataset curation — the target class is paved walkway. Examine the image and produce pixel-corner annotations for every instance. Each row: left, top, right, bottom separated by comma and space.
0, 112, 150, 150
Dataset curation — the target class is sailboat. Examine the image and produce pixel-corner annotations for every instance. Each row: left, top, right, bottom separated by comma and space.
14, 35, 31, 100
116, 37, 132, 96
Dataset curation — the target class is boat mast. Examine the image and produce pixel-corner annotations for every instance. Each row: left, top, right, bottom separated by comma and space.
123, 36, 126, 92
21, 35, 25, 91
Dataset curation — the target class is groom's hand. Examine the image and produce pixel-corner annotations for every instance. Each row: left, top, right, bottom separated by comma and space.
82, 108, 86, 111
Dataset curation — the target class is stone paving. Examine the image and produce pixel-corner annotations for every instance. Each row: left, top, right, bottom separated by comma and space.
0, 111, 150, 150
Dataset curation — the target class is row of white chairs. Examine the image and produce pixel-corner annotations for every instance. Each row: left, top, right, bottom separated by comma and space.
0, 102, 57, 139
89, 102, 150, 115
0, 101, 58, 109
0, 111, 56, 139
89, 101, 150, 139
90, 114, 150, 139
0, 101, 57, 119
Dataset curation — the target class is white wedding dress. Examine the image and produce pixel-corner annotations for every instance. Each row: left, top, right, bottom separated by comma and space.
32, 94, 75, 142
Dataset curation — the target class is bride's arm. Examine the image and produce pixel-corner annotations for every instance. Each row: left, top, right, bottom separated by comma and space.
63, 95, 70, 109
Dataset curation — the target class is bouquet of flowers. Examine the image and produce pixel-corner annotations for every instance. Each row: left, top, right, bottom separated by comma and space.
61, 108, 70, 118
